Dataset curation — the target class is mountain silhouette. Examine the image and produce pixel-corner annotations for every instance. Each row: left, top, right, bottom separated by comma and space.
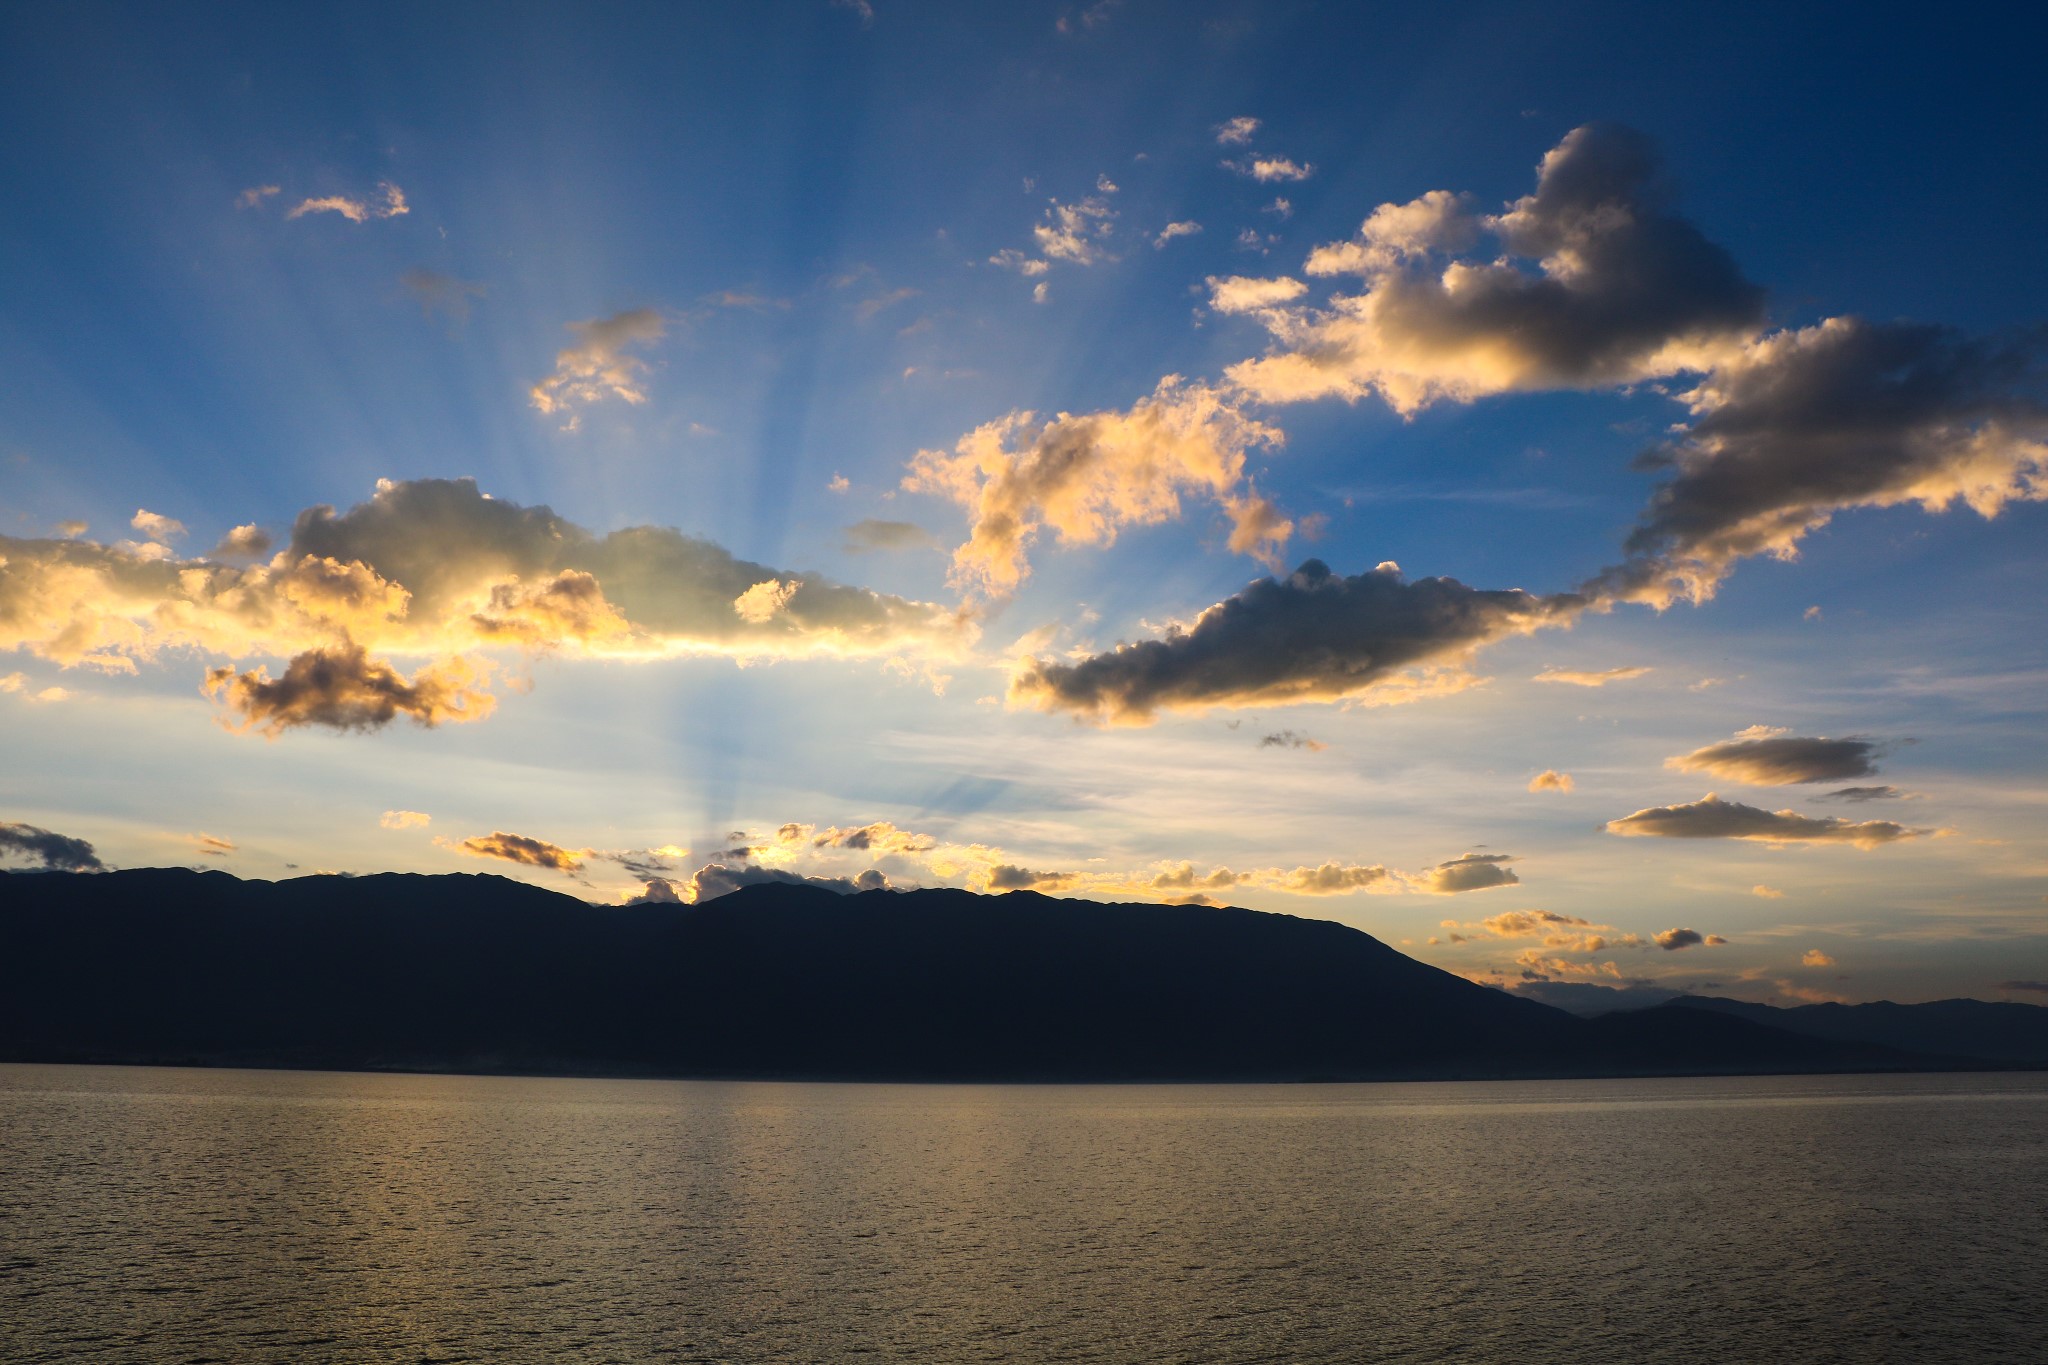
0, 868, 1980, 1081
1663, 995, 2048, 1065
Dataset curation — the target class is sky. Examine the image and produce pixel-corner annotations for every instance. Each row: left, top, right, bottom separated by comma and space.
3, 0, 2045, 1010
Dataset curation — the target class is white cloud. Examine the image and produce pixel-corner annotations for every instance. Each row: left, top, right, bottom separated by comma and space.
285, 181, 408, 224
529, 309, 667, 418
1214, 116, 1261, 146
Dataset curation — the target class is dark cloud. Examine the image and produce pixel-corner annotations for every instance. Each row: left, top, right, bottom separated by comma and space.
450, 831, 586, 873
625, 877, 684, 905
685, 862, 891, 902
1419, 852, 1519, 894
1231, 123, 1765, 409
1011, 559, 1580, 723
1997, 980, 2048, 994
206, 644, 494, 736
1597, 318, 2048, 605
1258, 729, 1326, 751
843, 519, 939, 553
1605, 793, 1922, 848
1655, 927, 1705, 951
1667, 729, 1885, 785
1822, 785, 1903, 802
208, 524, 272, 558
986, 864, 1077, 891
0, 820, 107, 872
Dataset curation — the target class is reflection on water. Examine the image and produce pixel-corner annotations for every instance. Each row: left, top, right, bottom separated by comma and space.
2, 1066, 2042, 1362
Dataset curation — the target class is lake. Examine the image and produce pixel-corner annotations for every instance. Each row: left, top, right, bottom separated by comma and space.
2, 1065, 2042, 1362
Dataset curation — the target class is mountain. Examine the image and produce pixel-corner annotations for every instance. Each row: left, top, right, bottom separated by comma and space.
1665, 995, 2048, 1066
0, 868, 1965, 1082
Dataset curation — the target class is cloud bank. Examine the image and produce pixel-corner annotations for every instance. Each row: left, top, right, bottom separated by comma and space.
0, 478, 969, 735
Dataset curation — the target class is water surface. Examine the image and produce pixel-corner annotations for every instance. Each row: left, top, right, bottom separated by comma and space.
3, 1066, 2043, 1361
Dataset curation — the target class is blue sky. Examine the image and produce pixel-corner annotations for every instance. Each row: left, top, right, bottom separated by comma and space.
3, 0, 2045, 1007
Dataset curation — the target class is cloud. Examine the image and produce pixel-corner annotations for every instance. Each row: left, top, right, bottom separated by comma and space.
1054, 0, 1119, 34
52, 521, 88, 539
991, 190, 1119, 280
855, 286, 919, 322
804, 821, 939, 856
733, 579, 800, 624
1996, 980, 2048, 994
1528, 769, 1574, 793
0, 673, 22, 692
206, 644, 496, 737
0, 820, 106, 872
1801, 948, 1836, 968
1154, 221, 1202, 248
1207, 275, 1308, 314
717, 818, 1496, 907
843, 519, 939, 553
1266, 863, 1397, 895
1417, 852, 1519, 894
1227, 124, 1763, 411
1655, 927, 1705, 951
1821, 785, 1903, 802
0, 477, 966, 706
1258, 729, 1326, 751
1597, 317, 2048, 605
1532, 665, 1651, 687
678, 861, 889, 903
1214, 116, 1260, 146
1303, 190, 1478, 277
381, 810, 431, 830
905, 376, 1290, 595
185, 833, 236, 857
1009, 559, 1581, 724
529, 308, 667, 419
286, 182, 408, 223
986, 864, 1077, 890
209, 524, 272, 558
1604, 793, 1923, 848
1667, 727, 1884, 785
402, 269, 487, 322
447, 831, 586, 873
830, 0, 875, 24
130, 509, 186, 543
235, 185, 280, 210
1475, 909, 1596, 940
1752, 884, 1784, 898
1225, 157, 1313, 183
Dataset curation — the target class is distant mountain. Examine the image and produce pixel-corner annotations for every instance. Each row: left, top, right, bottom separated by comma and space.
0, 868, 1978, 1082
1666, 995, 2048, 1066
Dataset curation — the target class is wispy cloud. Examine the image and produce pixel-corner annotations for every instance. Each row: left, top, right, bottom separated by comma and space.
1214, 116, 1260, 146
1532, 665, 1651, 687
285, 181, 408, 223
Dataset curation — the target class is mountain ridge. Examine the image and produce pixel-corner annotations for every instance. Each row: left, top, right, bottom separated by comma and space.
0, 868, 2017, 1082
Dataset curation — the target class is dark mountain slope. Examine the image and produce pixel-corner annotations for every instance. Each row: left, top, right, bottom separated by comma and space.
1667, 995, 2048, 1065
0, 869, 1949, 1081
